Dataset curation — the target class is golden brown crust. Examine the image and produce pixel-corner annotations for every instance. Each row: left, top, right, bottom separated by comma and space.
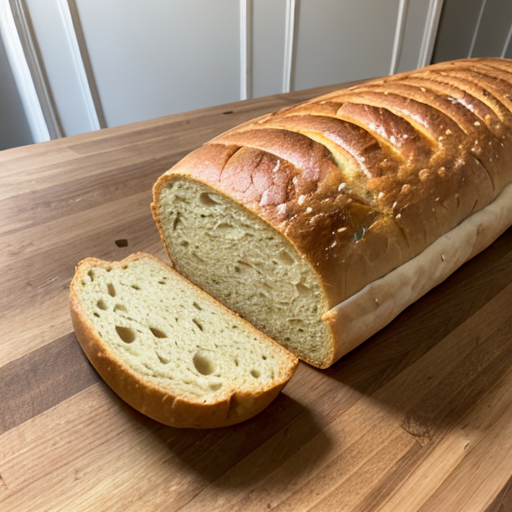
69, 253, 298, 428
154, 58, 512, 310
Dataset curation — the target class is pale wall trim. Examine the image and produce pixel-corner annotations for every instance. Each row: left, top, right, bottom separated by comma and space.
239, 0, 253, 100
9, 0, 62, 139
282, 0, 297, 93
0, 0, 49, 143
467, 0, 487, 58
389, 0, 409, 75
501, 22, 512, 59
417, 0, 445, 68
55, 0, 102, 130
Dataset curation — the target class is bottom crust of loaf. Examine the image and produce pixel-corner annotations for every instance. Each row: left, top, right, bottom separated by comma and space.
324, 180, 512, 363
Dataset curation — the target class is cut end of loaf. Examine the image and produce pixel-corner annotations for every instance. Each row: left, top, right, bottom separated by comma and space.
154, 176, 336, 368
70, 253, 298, 428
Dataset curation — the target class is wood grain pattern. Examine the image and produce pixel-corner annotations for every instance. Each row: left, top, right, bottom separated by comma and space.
1, 80, 512, 511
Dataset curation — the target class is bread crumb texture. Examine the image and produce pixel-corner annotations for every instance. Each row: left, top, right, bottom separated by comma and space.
158, 179, 334, 366
77, 256, 293, 401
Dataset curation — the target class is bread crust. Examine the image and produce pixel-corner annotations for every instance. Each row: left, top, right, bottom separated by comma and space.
324, 179, 512, 360
153, 58, 512, 366
70, 253, 298, 428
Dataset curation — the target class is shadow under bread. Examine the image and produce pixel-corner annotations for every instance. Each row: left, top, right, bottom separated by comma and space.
321, 227, 512, 434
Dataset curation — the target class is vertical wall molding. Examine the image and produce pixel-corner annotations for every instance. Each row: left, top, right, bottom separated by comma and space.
0, 0, 49, 143
501, 22, 512, 58
55, 0, 104, 130
239, 0, 253, 100
282, 0, 297, 93
389, 0, 409, 75
467, 0, 487, 58
9, 0, 62, 139
417, 0, 445, 68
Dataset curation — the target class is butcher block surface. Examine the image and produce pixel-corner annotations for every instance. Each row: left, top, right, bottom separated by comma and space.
1, 81, 512, 512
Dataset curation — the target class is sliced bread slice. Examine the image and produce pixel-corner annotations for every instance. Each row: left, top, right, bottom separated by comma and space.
69, 252, 298, 428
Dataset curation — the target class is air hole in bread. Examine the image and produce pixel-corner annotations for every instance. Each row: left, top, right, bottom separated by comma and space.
192, 301, 203, 311
97, 299, 108, 310
215, 223, 235, 233
235, 260, 254, 274
172, 213, 182, 231
233, 357, 239, 366
150, 327, 167, 338
209, 382, 222, 391
155, 349, 171, 364
88, 270, 95, 281
116, 325, 136, 343
200, 192, 221, 206
253, 261, 266, 272
193, 351, 216, 375
131, 284, 141, 290
250, 369, 261, 379
93, 312, 100, 318
114, 304, 127, 313
192, 318, 204, 331
192, 252, 206, 263
295, 283, 311, 297
180, 241, 189, 248
107, 283, 116, 297
262, 355, 268, 360
277, 249, 295, 265
158, 280, 166, 285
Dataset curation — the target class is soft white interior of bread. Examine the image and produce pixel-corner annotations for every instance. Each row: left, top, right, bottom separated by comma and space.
327, 179, 512, 359
157, 178, 333, 365
77, 257, 292, 401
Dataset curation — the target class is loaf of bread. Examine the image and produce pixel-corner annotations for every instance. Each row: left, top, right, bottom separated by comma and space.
152, 57, 512, 368
69, 253, 298, 428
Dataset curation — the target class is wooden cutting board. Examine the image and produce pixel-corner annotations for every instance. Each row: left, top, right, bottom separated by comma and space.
1, 81, 512, 512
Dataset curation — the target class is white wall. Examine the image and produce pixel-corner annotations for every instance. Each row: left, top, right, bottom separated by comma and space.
293, 0, 398, 89
0, 33, 33, 150
23, 0, 99, 136
1, 0, 449, 148
75, 0, 241, 128
433, 0, 512, 62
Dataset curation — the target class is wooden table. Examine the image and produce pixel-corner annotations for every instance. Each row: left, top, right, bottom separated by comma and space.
1, 81, 512, 512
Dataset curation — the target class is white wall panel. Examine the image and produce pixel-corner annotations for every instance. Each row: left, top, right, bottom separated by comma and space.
252, 0, 287, 98
0, 33, 33, 150
293, 0, 399, 90
432, 0, 484, 62
1, 0, 447, 147
75, 0, 240, 128
471, 0, 512, 57
24, 0, 97, 136
506, 30, 512, 59
397, 0, 431, 72
433, 0, 512, 62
